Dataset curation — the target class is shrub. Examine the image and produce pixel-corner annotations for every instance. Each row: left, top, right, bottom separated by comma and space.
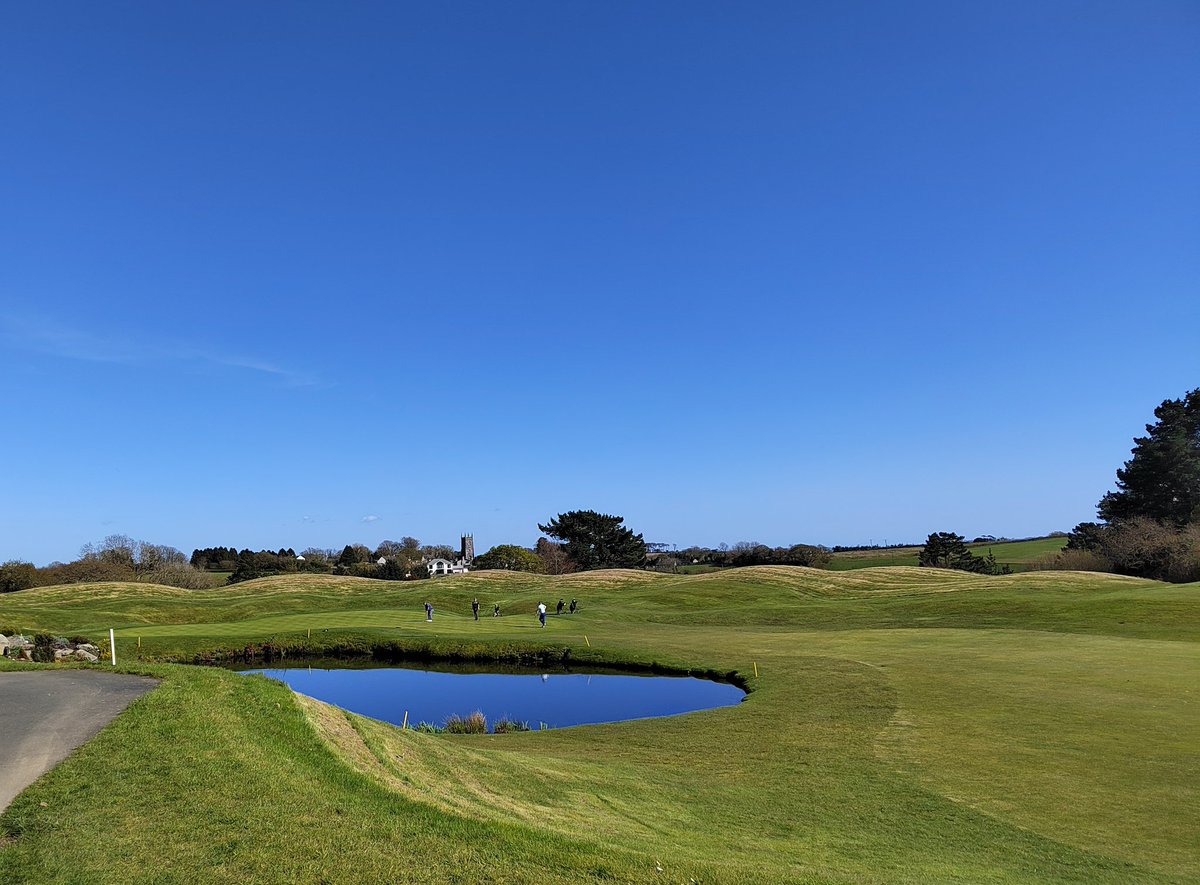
1027, 549, 1114, 573
443, 711, 488, 734
493, 718, 531, 734
139, 562, 216, 590
1105, 518, 1200, 583
0, 560, 38, 593
31, 633, 55, 663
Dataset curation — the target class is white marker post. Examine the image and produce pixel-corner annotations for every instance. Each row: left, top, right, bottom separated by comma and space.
110, 628, 116, 666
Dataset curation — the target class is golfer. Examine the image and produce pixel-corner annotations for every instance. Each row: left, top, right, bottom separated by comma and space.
537, 601, 547, 628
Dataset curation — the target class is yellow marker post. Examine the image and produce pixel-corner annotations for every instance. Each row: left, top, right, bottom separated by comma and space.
584, 635, 591, 647
307, 627, 311, 640
137, 636, 141, 648
753, 662, 759, 678
402, 711, 409, 731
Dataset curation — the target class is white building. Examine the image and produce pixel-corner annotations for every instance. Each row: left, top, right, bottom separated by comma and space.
427, 557, 469, 577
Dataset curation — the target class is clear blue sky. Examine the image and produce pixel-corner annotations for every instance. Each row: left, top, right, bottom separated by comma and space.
2, 1, 1197, 565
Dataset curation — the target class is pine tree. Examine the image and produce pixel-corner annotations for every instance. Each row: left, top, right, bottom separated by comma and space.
1098, 389, 1200, 527
537, 511, 647, 570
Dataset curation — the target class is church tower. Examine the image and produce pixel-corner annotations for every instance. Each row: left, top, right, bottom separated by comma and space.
460, 534, 474, 563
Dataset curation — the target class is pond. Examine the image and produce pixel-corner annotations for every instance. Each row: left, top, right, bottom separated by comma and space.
241, 662, 745, 731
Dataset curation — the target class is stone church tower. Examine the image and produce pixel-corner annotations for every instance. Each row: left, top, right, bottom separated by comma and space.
460, 534, 474, 563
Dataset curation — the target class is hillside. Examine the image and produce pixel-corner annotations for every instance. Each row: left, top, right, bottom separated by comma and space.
2, 566, 1197, 883
828, 534, 1068, 570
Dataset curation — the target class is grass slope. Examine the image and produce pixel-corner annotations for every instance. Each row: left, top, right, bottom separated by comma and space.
829, 536, 1067, 571
1, 567, 1197, 883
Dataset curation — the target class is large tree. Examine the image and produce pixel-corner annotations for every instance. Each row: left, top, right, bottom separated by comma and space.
472, 545, 544, 573
535, 537, 575, 574
537, 510, 647, 570
1098, 388, 1200, 527
917, 532, 987, 572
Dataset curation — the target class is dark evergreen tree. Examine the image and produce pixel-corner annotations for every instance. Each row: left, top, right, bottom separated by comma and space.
336, 544, 369, 567
1098, 389, 1200, 527
1066, 522, 1108, 552
917, 532, 987, 572
537, 510, 647, 570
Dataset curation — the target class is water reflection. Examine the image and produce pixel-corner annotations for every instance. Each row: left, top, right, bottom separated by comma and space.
241, 662, 744, 731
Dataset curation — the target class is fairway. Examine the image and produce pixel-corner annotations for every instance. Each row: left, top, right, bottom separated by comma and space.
1, 566, 1197, 883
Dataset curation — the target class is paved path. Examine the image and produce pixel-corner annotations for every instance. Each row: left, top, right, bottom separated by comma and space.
0, 670, 159, 811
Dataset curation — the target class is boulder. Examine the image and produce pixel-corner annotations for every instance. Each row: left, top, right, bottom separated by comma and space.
54, 648, 74, 660
77, 643, 99, 655
73, 649, 99, 663
0, 634, 8, 655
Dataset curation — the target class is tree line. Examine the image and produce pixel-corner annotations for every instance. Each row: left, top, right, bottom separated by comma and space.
0, 535, 211, 592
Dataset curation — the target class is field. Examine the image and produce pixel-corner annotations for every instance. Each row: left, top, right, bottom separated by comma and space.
828, 535, 1067, 571
1, 566, 1197, 883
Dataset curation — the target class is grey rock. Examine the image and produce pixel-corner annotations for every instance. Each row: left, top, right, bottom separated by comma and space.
73, 649, 99, 663
77, 644, 99, 655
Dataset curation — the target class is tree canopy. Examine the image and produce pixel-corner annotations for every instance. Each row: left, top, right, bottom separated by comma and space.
0, 560, 38, 593
1098, 388, 1200, 527
537, 510, 647, 570
472, 545, 544, 573
917, 532, 984, 571
916, 532, 1009, 574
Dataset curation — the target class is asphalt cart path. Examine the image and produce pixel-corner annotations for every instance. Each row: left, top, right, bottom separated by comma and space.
0, 670, 159, 811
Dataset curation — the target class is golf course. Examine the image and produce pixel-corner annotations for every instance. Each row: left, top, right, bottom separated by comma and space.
1, 566, 1197, 883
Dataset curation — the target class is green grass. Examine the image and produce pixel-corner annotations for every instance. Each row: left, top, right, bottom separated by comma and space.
829, 535, 1068, 571
1, 566, 1196, 883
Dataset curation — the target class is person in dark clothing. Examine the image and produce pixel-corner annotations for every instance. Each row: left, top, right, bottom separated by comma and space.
556, 599, 564, 615
493, 603, 500, 617
569, 598, 577, 614
472, 597, 480, 621
424, 601, 433, 621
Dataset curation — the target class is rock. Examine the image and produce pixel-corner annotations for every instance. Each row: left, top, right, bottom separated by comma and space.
16, 648, 33, 662
9, 637, 32, 652
0, 634, 8, 655
77, 643, 99, 655
73, 649, 99, 663
54, 648, 74, 660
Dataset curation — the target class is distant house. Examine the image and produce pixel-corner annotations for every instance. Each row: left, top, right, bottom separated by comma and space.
426, 534, 475, 577
427, 557, 468, 576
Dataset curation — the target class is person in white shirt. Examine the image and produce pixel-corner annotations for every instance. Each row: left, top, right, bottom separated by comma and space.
537, 601, 547, 628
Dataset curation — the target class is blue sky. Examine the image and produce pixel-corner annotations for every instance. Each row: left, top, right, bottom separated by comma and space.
2, 1, 1197, 565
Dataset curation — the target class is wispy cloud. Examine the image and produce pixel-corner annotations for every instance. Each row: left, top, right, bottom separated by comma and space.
2, 314, 327, 388
361, 515, 381, 523
2, 315, 144, 364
